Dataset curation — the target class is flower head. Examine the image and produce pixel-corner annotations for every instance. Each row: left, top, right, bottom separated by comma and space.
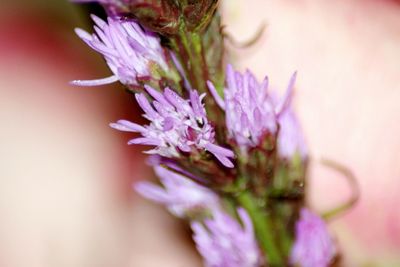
135, 166, 219, 217
208, 65, 296, 153
191, 208, 260, 267
291, 208, 336, 267
71, 15, 167, 87
110, 86, 234, 167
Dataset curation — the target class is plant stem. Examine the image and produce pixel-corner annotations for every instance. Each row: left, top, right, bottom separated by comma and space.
170, 23, 226, 136
175, 24, 208, 93
237, 191, 284, 266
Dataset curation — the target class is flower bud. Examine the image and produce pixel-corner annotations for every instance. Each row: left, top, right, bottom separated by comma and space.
127, 0, 219, 35
128, 0, 180, 35
181, 0, 219, 31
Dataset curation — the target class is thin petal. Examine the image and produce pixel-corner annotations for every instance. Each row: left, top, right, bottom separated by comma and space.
144, 85, 172, 107
190, 90, 206, 118
134, 181, 170, 203
276, 71, 297, 116
213, 154, 234, 168
128, 137, 161, 146
70, 75, 119, 86
163, 87, 187, 111
205, 143, 235, 158
109, 120, 146, 133
207, 81, 225, 109
74, 28, 92, 41
135, 93, 159, 120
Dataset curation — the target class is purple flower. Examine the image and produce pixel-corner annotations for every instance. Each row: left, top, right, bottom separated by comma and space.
291, 208, 336, 267
110, 86, 235, 167
277, 105, 307, 160
191, 208, 260, 267
208, 65, 296, 153
71, 15, 167, 87
135, 166, 219, 217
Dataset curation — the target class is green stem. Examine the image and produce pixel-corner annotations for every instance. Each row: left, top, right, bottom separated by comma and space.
274, 202, 296, 258
237, 192, 284, 266
171, 23, 226, 135
178, 26, 208, 93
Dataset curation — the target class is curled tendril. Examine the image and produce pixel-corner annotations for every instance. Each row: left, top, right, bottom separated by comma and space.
320, 158, 360, 220
223, 22, 267, 49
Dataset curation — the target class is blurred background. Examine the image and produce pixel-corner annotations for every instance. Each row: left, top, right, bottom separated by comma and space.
1, 0, 400, 266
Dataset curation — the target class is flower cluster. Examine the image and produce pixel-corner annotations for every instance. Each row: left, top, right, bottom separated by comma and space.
71, 1, 340, 266
208, 65, 298, 156
110, 85, 234, 167
72, 15, 168, 87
